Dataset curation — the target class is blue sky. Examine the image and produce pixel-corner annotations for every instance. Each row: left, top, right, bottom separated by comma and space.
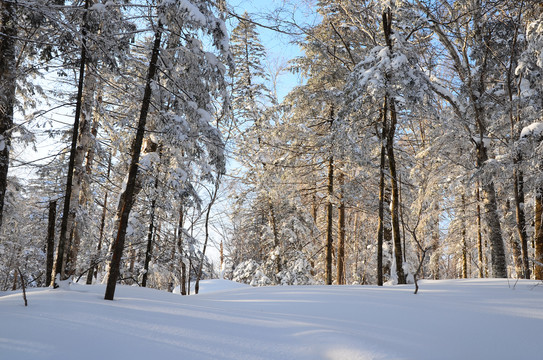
226, 0, 317, 100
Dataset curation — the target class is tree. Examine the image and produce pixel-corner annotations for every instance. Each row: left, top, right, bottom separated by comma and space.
0, 0, 17, 228
104, 0, 230, 300
416, 0, 509, 277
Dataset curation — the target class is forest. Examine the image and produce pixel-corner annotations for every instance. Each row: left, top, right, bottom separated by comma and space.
1, 0, 543, 300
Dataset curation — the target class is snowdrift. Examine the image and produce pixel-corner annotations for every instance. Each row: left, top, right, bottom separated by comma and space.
1, 279, 542, 360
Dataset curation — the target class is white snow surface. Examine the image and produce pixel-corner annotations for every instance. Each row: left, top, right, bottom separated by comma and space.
1, 279, 542, 360
520, 121, 543, 139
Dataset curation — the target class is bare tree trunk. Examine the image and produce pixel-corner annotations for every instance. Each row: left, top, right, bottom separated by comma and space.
142, 171, 160, 288
86, 153, 111, 284
386, 100, 406, 284
377, 142, 386, 286
52, 0, 91, 286
476, 185, 484, 278
46, 200, 57, 286
461, 195, 468, 279
337, 172, 345, 285
104, 23, 163, 300
177, 205, 186, 295
65, 61, 98, 278
196, 181, 220, 294
534, 187, 543, 279
141, 200, 156, 287
376, 101, 388, 286
505, 9, 530, 280
268, 196, 281, 278
219, 240, 224, 278
382, 9, 405, 285
476, 143, 507, 278
505, 199, 523, 278
0, 0, 16, 228
325, 156, 334, 285
515, 170, 531, 279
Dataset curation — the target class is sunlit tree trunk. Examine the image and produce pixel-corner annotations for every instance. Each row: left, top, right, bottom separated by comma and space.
382, 9, 406, 285
476, 143, 507, 278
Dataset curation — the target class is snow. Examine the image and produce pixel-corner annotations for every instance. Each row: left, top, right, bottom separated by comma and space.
178, 0, 207, 27
520, 122, 543, 139
1, 279, 542, 360
89, 3, 106, 12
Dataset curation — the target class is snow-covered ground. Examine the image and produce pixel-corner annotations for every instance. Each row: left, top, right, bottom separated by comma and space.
1, 279, 541, 360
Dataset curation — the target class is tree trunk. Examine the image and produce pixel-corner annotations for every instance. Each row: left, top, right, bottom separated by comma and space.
516, 170, 531, 279
177, 205, 186, 295
337, 172, 345, 285
376, 139, 386, 286
141, 200, 156, 287
46, 200, 57, 286
386, 100, 406, 284
505, 199, 523, 278
52, 0, 91, 286
534, 187, 543, 279
325, 156, 334, 285
104, 23, 163, 301
381, 9, 405, 285
476, 143, 507, 278
65, 58, 98, 278
476, 185, 484, 278
461, 195, 468, 279
268, 196, 281, 279
0, 0, 16, 228
86, 153, 111, 285
196, 180, 220, 294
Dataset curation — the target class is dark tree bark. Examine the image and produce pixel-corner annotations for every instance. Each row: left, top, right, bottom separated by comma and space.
52, 0, 91, 286
195, 181, 220, 294
86, 153, 111, 285
104, 23, 163, 301
337, 172, 345, 285
535, 187, 543, 280
45, 200, 57, 286
177, 205, 187, 295
461, 195, 468, 279
142, 173, 159, 288
514, 170, 530, 279
381, 9, 406, 285
376, 106, 387, 286
386, 99, 406, 285
268, 196, 281, 279
476, 185, 484, 278
505, 199, 523, 278
325, 156, 334, 285
0, 0, 17, 228
141, 200, 156, 288
505, 8, 530, 280
376, 149, 386, 286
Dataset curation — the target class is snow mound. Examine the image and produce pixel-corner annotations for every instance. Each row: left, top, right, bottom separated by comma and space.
1, 279, 542, 360
520, 122, 543, 138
